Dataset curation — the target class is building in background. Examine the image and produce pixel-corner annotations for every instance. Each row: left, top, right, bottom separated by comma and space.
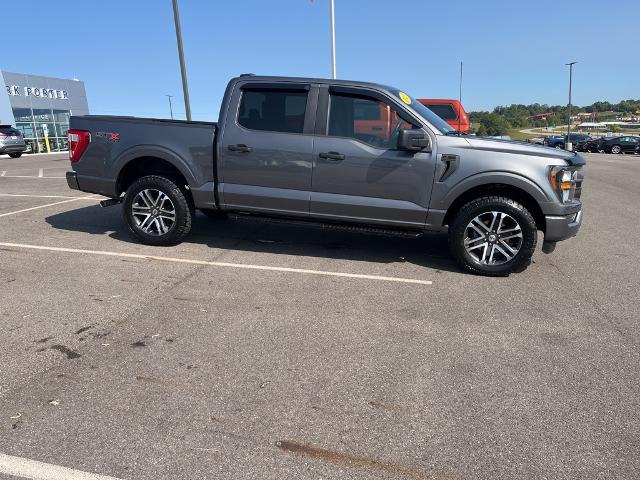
0, 71, 89, 153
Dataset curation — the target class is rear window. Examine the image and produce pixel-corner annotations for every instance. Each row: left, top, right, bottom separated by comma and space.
0, 126, 20, 136
238, 88, 308, 134
423, 104, 458, 121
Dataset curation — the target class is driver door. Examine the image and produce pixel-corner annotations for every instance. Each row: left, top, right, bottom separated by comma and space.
310, 88, 436, 228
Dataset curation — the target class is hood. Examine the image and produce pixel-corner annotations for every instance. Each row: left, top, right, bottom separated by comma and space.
463, 136, 586, 166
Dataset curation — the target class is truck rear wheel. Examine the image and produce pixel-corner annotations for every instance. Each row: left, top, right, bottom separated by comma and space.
448, 196, 537, 276
123, 175, 192, 246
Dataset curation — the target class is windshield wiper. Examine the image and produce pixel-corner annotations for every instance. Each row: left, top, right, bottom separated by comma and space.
445, 130, 466, 136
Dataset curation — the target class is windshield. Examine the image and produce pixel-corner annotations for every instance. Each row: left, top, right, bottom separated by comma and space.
388, 88, 456, 134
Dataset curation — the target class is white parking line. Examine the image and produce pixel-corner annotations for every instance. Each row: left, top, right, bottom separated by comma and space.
0, 197, 99, 218
38, 168, 44, 178
0, 452, 123, 480
0, 242, 433, 285
0, 194, 100, 200
0, 175, 66, 179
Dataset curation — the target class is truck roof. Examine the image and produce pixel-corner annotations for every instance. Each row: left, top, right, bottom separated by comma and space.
233, 74, 397, 92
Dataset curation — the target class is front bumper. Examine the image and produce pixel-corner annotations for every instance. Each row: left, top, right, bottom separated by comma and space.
0, 144, 27, 154
545, 209, 582, 242
66, 171, 79, 190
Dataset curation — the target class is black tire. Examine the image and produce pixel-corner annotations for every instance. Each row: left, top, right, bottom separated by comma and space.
199, 209, 228, 220
122, 175, 192, 246
448, 196, 538, 276
610, 145, 621, 154
8, 153, 22, 158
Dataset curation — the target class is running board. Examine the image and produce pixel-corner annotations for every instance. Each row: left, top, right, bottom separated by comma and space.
99, 198, 122, 208
228, 213, 424, 238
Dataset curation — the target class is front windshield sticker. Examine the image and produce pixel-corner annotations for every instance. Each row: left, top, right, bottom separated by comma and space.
399, 92, 411, 105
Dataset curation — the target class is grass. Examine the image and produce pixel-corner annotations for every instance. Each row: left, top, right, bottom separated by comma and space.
507, 129, 537, 141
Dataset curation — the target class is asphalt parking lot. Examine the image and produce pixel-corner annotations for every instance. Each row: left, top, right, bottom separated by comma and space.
0, 152, 638, 480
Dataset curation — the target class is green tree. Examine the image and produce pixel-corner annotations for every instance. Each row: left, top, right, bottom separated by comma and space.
477, 113, 510, 136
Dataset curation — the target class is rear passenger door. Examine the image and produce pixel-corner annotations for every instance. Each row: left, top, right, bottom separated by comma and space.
219, 82, 316, 216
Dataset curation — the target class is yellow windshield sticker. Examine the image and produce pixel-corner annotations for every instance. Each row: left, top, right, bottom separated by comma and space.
399, 92, 411, 105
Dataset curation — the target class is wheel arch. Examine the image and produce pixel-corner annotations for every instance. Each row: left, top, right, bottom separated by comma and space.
442, 179, 547, 232
117, 160, 195, 199
114, 146, 197, 196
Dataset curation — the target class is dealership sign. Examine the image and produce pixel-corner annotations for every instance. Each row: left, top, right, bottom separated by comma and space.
5, 85, 68, 99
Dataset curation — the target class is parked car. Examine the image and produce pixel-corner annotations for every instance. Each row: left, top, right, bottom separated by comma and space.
596, 136, 640, 154
0, 125, 27, 158
417, 99, 470, 133
576, 137, 603, 153
544, 133, 591, 150
66, 74, 585, 276
543, 135, 562, 148
575, 137, 596, 152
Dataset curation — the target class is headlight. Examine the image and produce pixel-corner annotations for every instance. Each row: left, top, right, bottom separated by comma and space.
549, 165, 584, 203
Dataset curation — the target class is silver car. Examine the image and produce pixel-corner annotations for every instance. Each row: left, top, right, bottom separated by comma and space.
0, 125, 27, 158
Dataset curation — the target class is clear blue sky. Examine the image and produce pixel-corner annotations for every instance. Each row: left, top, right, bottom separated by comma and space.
2, 0, 638, 120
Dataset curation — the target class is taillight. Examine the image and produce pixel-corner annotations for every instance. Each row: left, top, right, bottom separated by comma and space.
68, 129, 91, 162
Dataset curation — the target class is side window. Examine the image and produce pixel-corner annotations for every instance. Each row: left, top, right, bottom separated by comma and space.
328, 93, 413, 149
238, 88, 308, 134
424, 103, 458, 121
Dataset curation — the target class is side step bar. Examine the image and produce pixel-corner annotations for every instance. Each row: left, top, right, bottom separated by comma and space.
99, 198, 122, 208
228, 213, 424, 238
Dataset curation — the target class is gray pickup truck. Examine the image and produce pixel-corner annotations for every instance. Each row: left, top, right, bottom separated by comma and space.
66, 75, 585, 276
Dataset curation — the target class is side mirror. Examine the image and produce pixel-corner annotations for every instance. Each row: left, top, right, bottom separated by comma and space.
397, 129, 430, 152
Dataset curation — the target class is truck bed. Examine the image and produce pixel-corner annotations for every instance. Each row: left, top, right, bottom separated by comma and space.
68, 115, 217, 208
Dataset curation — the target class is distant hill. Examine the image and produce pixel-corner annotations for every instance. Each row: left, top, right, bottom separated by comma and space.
469, 99, 640, 136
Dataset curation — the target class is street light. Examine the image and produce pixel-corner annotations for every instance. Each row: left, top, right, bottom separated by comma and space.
565, 61, 576, 151
166, 94, 174, 120
172, 0, 192, 121
330, 0, 336, 79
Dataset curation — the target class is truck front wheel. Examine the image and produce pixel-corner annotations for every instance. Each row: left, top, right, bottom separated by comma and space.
123, 175, 192, 246
448, 196, 537, 276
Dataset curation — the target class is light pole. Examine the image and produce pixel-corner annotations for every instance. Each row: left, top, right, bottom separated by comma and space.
166, 94, 174, 119
172, 0, 192, 121
458, 61, 463, 133
565, 61, 576, 150
330, 0, 336, 79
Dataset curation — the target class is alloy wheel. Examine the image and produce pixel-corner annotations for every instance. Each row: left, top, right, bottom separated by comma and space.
464, 211, 523, 265
131, 189, 176, 235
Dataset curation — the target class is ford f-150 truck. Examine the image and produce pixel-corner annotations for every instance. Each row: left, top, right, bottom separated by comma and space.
66, 75, 585, 276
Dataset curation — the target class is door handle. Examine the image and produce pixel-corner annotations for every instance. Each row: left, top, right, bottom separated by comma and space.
318, 151, 345, 161
228, 144, 253, 153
